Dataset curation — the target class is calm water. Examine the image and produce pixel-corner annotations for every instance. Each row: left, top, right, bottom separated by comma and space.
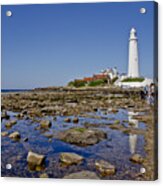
1, 109, 146, 179
1, 89, 30, 93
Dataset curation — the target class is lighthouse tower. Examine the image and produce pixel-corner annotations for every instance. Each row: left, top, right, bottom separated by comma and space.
128, 28, 140, 77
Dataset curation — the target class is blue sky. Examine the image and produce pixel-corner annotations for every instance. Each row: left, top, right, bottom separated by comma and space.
2, 2, 156, 89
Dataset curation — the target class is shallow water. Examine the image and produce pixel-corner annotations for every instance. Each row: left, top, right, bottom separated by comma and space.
1, 109, 146, 179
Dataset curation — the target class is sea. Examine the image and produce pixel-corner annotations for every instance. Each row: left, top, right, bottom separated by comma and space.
1, 89, 30, 93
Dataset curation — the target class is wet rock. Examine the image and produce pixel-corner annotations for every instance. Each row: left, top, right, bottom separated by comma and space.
31, 101, 38, 107
23, 137, 28, 142
48, 138, 52, 142
24, 116, 30, 120
109, 124, 122, 130
103, 111, 107, 115
22, 110, 28, 115
63, 171, 99, 179
41, 106, 55, 114
27, 151, 45, 168
43, 132, 53, 138
1, 104, 5, 110
1, 111, 10, 120
1, 131, 9, 137
60, 152, 84, 165
72, 117, 79, 123
93, 108, 98, 112
64, 118, 71, 123
17, 113, 24, 118
95, 160, 116, 176
53, 116, 57, 121
114, 120, 120, 125
110, 109, 118, 113
9, 131, 21, 140
29, 109, 42, 117
130, 154, 144, 164
39, 173, 49, 178
58, 127, 107, 146
5, 122, 13, 128
128, 122, 136, 126
40, 120, 52, 129
5, 119, 17, 128
62, 109, 68, 116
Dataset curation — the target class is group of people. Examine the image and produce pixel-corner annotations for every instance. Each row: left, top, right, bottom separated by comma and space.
141, 83, 155, 105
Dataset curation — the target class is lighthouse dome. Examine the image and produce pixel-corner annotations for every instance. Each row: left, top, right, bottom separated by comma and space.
130, 28, 136, 33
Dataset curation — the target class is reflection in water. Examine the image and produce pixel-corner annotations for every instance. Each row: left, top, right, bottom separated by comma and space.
128, 111, 139, 154
1, 109, 146, 179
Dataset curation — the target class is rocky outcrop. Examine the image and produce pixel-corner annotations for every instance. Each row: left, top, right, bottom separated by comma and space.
95, 160, 116, 176
59, 152, 84, 165
58, 127, 107, 146
63, 171, 100, 179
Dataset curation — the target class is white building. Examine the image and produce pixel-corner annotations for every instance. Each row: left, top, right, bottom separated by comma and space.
128, 28, 140, 78
114, 28, 153, 88
101, 67, 118, 80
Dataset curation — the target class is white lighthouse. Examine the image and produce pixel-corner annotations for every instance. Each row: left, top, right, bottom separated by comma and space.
128, 28, 140, 77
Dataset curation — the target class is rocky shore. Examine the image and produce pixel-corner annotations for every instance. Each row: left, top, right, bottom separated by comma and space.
1, 87, 157, 180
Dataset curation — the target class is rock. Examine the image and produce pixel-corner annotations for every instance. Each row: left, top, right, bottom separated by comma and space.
63, 171, 99, 179
5, 123, 13, 128
58, 127, 107, 146
22, 110, 28, 115
1, 104, 5, 110
17, 113, 24, 118
40, 120, 52, 129
109, 124, 122, 130
27, 151, 45, 168
28, 110, 42, 117
1, 131, 9, 137
9, 131, 21, 140
64, 118, 71, 123
39, 173, 49, 178
128, 122, 136, 126
62, 109, 68, 116
41, 106, 55, 113
72, 117, 79, 123
12, 119, 18, 124
5, 119, 17, 128
1, 111, 10, 120
111, 109, 118, 113
23, 137, 28, 142
93, 108, 98, 112
95, 160, 116, 176
53, 116, 57, 121
60, 152, 84, 165
130, 154, 144, 164
103, 111, 107, 115
25, 116, 30, 120
48, 139, 52, 142
43, 132, 53, 138
114, 120, 120, 125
